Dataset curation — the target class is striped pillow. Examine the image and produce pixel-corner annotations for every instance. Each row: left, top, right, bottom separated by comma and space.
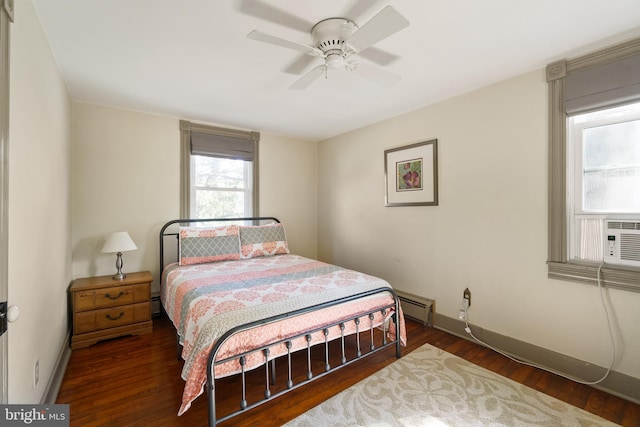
179, 225, 240, 265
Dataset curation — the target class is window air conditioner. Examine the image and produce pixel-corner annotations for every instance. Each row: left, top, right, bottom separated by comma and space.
603, 219, 640, 267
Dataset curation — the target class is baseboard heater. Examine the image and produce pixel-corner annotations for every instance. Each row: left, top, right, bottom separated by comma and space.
395, 290, 433, 326
151, 292, 162, 317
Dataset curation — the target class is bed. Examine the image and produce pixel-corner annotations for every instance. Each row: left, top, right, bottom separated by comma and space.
159, 217, 406, 426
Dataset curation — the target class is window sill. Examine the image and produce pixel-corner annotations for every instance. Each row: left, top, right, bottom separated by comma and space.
548, 261, 640, 292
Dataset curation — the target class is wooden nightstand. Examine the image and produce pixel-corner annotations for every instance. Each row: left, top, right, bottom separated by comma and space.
70, 271, 153, 349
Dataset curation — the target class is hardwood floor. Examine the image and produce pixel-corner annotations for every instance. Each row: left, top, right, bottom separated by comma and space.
56, 315, 640, 426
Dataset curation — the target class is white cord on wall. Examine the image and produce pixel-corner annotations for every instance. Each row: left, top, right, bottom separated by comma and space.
463, 263, 616, 385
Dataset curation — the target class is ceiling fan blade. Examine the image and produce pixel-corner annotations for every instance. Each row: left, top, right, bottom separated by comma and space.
238, 0, 313, 33
357, 46, 399, 66
248, 31, 321, 56
343, 0, 383, 22
346, 6, 409, 53
284, 54, 318, 75
289, 65, 326, 90
352, 62, 401, 87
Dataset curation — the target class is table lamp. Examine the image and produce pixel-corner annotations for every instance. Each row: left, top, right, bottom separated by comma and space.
101, 231, 138, 280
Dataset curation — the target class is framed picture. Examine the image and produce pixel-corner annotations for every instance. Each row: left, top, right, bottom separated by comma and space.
384, 139, 438, 207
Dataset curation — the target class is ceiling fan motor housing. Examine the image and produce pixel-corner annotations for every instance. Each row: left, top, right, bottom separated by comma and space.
311, 18, 358, 65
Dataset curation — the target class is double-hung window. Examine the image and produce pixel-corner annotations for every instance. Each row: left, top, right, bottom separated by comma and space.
547, 37, 640, 291
180, 121, 259, 219
568, 102, 640, 262
191, 156, 252, 218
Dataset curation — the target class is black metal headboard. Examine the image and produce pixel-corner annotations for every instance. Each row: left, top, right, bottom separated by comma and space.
158, 217, 281, 278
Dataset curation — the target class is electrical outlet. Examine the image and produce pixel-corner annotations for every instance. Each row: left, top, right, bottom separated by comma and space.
34, 360, 39, 388
463, 288, 471, 308
458, 309, 467, 321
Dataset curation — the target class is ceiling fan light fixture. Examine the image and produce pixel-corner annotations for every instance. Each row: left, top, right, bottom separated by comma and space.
326, 52, 345, 69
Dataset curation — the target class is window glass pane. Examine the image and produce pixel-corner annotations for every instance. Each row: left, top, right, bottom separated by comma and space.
582, 119, 640, 212
195, 190, 245, 219
191, 155, 252, 219
194, 156, 245, 189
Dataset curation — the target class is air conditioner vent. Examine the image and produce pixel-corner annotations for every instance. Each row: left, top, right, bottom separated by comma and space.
620, 234, 640, 262
607, 221, 640, 230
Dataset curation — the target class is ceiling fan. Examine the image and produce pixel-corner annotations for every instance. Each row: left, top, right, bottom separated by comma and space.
241, 0, 410, 90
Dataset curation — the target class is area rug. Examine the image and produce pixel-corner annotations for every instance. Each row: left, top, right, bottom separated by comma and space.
284, 343, 617, 426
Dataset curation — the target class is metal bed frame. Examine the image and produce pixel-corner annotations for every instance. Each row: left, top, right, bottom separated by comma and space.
159, 218, 402, 426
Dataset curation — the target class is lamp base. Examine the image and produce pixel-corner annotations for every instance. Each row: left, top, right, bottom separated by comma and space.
113, 252, 126, 280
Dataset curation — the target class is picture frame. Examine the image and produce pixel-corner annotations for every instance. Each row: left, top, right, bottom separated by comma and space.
384, 139, 438, 207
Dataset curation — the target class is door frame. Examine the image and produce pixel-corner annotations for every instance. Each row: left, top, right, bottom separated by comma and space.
0, 0, 14, 405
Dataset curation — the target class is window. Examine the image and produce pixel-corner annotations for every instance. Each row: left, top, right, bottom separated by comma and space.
180, 121, 259, 219
191, 156, 252, 218
547, 37, 640, 292
568, 102, 640, 263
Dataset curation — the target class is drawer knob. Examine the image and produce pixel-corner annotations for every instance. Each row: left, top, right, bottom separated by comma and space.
105, 312, 125, 321
105, 291, 125, 300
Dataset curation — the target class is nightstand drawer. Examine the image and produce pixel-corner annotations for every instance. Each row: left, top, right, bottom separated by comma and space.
74, 283, 150, 311
75, 302, 151, 334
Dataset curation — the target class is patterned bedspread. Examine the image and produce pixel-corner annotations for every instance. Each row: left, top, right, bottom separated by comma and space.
161, 254, 406, 415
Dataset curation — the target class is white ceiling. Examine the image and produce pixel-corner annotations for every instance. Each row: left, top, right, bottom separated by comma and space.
31, 0, 640, 141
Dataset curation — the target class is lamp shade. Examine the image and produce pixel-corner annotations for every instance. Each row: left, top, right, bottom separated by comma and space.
101, 231, 137, 253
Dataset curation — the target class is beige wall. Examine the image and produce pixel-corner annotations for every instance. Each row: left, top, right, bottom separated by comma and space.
71, 103, 180, 286
318, 69, 640, 380
8, 0, 72, 403
71, 103, 317, 290
259, 133, 317, 258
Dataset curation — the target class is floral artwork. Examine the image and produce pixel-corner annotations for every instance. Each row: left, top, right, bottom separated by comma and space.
384, 139, 438, 206
396, 158, 423, 191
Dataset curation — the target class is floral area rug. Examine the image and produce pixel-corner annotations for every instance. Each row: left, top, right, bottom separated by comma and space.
284, 342, 617, 426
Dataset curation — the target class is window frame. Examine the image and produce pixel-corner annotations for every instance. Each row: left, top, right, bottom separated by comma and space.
180, 120, 259, 219
546, 37, 640, 292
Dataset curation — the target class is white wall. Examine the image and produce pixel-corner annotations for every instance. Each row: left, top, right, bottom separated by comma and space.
71, 103, 317, 289
8, 0, 72, 403
318, 69, 640, 380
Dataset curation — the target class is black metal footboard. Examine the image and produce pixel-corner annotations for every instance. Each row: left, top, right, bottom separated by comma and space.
206, 287, 402, 427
